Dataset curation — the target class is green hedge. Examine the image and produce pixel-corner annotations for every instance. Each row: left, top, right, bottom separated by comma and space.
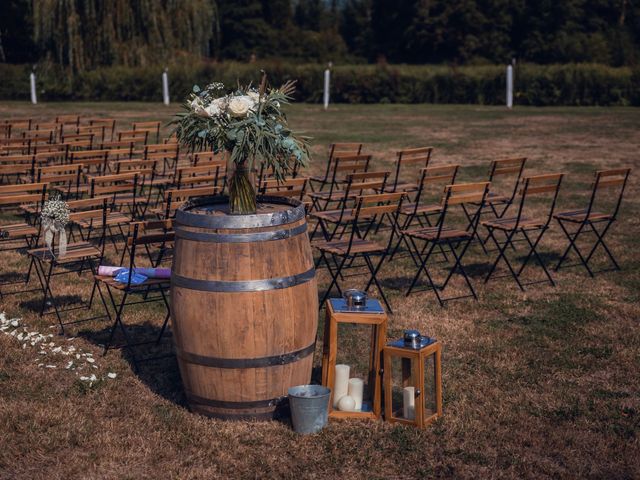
0, 62, 638, 106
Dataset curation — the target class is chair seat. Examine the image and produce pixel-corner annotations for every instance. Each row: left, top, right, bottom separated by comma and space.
315, 238, 385, 255
76, 212, 132, 228
94, 274, 170, 291
403, 226, 471, 241
308, 190, 346, 202
310, 209, 354, 223
400, 203, 441, 215
0, 222, 38, 239
482, 216, 545, 231
554, 209, 612, 223
28, 241, 100, 262
383, 182, 418, 193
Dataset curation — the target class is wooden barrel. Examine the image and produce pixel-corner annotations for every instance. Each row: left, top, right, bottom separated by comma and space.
170, 196, 318, 421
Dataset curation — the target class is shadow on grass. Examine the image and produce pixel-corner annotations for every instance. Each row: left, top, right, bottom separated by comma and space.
19, 294, 85, 313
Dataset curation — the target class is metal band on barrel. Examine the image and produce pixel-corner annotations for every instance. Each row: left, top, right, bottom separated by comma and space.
176, 195, 305, 229
176, 343, 315, 369
187, 392, 289, 410
171, 267, 315, 292
174, 222, 307, 243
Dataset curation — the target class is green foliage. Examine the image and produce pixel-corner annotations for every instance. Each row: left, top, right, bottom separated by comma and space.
0, 62, 637, 106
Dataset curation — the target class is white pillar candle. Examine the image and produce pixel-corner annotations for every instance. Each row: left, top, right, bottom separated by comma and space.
333, 364, 350, 407
348, 378, 364, 411
403, 386, 416, 420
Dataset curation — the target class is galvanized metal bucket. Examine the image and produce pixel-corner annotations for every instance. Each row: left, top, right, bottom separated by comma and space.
288, 385, 331, 434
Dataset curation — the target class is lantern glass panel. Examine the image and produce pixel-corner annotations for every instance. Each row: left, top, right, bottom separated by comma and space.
389, 354, 419, 421
335, 322, 376, 412
423, 353, 437, 417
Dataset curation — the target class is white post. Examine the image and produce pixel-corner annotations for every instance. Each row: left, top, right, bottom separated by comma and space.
162, 69, 170, 106
30, 72, 37, 105
506, 64, 513, 109
323, 64, 331, 110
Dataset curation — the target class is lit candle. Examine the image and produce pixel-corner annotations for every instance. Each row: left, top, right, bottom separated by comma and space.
403, 386, 415, 420
348, 378, 364, 411
333, 364, 350, 407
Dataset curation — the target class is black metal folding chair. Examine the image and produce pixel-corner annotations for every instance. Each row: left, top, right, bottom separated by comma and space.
308, 154, 371, 212
314, 192, 405, 312
483, 173, 564, 290
309, 170, 389, 241
404, 182, 490, 306
386, 147, 434, 194
390, 164, 460, 263
309, 142, 363, 192
0, 182, 48, 298
95, 219, 174, 368
554, 168, 631, 276
27, 197, 110, 334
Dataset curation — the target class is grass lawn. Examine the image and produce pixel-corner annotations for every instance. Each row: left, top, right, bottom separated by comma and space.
0, 102, 639, 479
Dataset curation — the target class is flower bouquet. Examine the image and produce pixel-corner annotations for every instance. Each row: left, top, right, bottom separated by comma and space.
172, 74, 310, 214
40, 195, 70, 258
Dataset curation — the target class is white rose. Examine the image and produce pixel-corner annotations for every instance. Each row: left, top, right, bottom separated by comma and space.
228, 95, 254, 117
190, 98, 207, 117
204, 103, 221, 117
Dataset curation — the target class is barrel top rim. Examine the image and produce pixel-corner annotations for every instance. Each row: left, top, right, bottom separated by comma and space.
176, 195, 306, 229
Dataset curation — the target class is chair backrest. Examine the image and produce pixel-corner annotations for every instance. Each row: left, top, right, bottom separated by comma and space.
69, 149, 110, 173
55, 114, 81, 126
23, 129, 56, 144
431, 182, 491, 240
77, 125, 106, 142
513, 173, 564, 227
487, 157, 527, 201
161, 186, 220, 219
325, 154, 371, 198
345, 170, 389, 197
3, 119, 32, 131
0, 124, 12, 139
67, 196, 109, 252
88, 118, 117, 141
35, 164, 83, 199
318, 143, 364, 183
133, 121, 162, 143
341, 192, 405, 252
392, 147, 434, 191
177, 164, 226, 190
259, 177, 308, 200
118, 129, 149, 145
412, 164, 460, 213
88, 172, 140, 209
587, 168, 631, 219
0, 182, 48, 213
0, 137, 31, 155
101, 141, 134, 160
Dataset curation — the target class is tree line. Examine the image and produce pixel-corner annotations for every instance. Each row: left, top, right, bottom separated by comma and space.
1, 0, 638, 70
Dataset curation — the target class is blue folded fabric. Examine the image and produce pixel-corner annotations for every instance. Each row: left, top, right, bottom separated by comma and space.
114, 269, 148, 285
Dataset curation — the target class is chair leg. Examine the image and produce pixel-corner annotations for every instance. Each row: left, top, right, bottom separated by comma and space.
484, 227, 525, 291
554, 220, 593, 276
584, 220, 619, 270
518, 229, 555, 287
362, 254, 393, 314
318, 253, 347, 308
440, 238, 477, 300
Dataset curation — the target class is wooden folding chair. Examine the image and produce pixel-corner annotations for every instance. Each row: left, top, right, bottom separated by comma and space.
310, 143, 364, 192
32, 164, 84, 201
68, 149, 110, 175
144, 143, 180, 178
554, 168, 631, 276
133, 121, 162, 144
315, 192, 405, 312
483, 173, 564, 290
309, 170, 390, 241
94, 219, 173, 368
27, 197, 109, 333
0, 154, 38, 184
259, 177, 309, 203
387, 147, 434, 194
308, 154, 371, 212
404, 182, 490, 306
1, 137, 31, 155
118, 130, 149, 153
0, 182, 48, 297
391, 164, 460, 263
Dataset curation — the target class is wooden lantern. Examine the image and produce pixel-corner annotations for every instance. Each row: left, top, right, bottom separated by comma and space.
321, 296, 388, 419
383, 331, 443, 428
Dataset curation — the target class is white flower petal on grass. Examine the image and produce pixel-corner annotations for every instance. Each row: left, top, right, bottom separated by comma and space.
107, 372, 117, 379
45, 365, 56, 369
86, 357, 95, 363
